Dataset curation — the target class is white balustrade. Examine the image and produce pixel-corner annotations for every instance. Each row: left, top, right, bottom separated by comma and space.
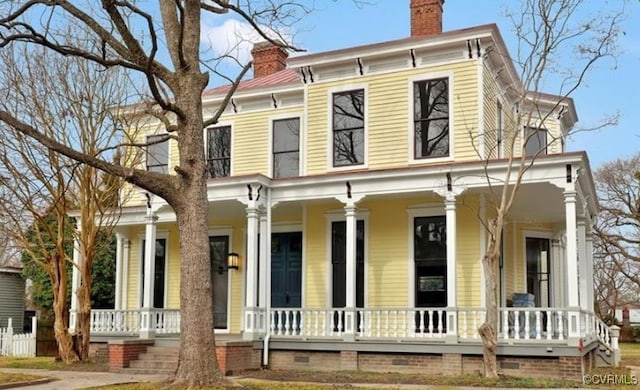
89, 309, 181, 334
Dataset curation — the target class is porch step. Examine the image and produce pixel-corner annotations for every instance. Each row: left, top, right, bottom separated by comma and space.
125, 346, 179, 374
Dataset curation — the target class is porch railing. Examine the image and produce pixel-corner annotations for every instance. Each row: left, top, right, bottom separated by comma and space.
89, 309, 180, 334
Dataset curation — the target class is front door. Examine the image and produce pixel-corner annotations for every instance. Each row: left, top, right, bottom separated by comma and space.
526, 237, 551, 307
209, 236, 229, 329
271, 232, 302, 308
141, 238, 166, 308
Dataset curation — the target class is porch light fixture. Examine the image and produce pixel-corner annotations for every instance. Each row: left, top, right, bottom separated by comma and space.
227, 252, 239, 270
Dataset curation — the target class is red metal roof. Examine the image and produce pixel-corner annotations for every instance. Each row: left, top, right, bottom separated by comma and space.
204, 68, 300, 96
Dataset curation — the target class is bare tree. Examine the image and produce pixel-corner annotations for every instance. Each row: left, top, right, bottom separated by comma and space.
0, 1, 311, 384
472, 0, 623, 377
0, 41, 130, 362
592, 152, 640, 318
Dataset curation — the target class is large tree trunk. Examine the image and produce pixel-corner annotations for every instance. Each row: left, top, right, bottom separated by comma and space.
172, 70, 224, 384
51, 258, 79, 363
480, 251, 498, 378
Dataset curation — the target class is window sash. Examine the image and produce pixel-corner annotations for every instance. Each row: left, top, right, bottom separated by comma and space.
332, 90, 365, 166
524, 127, 547, 156
207, 126, 231, 178
273, 118, 300, 178
413, 78, 450, 159
146, 135, 169, 173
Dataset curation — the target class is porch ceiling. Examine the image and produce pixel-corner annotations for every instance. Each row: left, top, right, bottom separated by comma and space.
499, 182, 567, 224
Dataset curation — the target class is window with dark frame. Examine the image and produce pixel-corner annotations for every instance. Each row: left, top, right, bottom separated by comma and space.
146, 134, 169, 173
273, 118, 300, 178
414, 78, 449, 159
207, 126, 231, 178
332, 89, 365, 167
524, 126, 547, 156
497, 100, 503, 158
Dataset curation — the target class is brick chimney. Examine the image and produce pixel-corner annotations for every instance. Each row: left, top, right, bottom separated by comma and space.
410, 0, 445, 37
251, 41, 288, 78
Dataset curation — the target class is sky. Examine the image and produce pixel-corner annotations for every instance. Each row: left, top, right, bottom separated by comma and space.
202, 0, 639, 170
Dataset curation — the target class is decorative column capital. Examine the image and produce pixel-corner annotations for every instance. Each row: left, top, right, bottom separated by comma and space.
563, 190, 577, 202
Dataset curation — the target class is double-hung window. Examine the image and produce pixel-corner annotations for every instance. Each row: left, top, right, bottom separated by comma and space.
332, 89, 365, 167
146, 134, 169, 173
413, 78, 449, 159
524, 127, 547, 156
207, 126, 231, 178
273, 118, 300, 178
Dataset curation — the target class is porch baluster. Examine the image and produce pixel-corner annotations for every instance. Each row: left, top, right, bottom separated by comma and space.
427, 310, 434, 336
514, 310, 520, 340
461, 311, 467, 338
524, 310, 530, 340
535, 311, 542, 339
557, 310, 564, 340
502, 309, 509, 339
546, 310, 552, 340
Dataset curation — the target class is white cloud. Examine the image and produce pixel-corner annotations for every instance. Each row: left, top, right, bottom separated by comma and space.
201, 18, 293, 65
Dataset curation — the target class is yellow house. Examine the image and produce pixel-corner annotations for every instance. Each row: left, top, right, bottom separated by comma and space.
81, 0, 618, 378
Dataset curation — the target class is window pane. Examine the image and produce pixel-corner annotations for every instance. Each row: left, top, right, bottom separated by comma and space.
207, 126, 231, 177
334, 129, 364, 166
524, 127, 547, 156
146, 135, 169, 173
415, 119, 449, 158
414, 79, 448, 120
414, 79, 449, 158
273, 118, 300, 153
274, 152, 299, 178
333, 90, 364, 130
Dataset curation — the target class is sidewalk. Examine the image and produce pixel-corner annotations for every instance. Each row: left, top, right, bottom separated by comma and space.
0, 368, 167, 389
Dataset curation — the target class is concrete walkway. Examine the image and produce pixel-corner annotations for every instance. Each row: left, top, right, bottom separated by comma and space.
0, 368, 167, 389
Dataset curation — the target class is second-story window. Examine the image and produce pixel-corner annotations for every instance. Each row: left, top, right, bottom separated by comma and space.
273, 118, 300, 178
333, 89, 365, 167
524, 126, 547, 156
146, 134, 169, 174
207, 126, 231, 178
414, 78, 449, 159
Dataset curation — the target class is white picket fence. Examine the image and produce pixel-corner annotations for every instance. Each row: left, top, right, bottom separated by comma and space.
0, 317, 37, 357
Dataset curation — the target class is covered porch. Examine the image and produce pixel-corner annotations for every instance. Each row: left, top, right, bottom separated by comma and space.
78, 153, 619, 367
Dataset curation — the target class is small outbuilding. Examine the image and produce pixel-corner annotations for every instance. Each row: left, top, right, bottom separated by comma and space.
0, 266, 25, 330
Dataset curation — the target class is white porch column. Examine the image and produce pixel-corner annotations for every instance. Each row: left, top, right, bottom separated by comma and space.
585, 229, 595, 311
445, 195, 458, 341
243, 206, 260, 340
69, 220, 82, 333
577, 219, 589, 311
343, 202, 358, 340
114, 232, 124, 310
140, 209, 158, 339
551, 237, 564, 307
121, 239, 130, 310
258, 212, 268, 308
564, 190, 580, 341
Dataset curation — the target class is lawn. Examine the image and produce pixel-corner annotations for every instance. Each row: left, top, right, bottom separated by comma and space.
0, 356, 108, 371
620, 342, 640, 366
0, 371, 52, 386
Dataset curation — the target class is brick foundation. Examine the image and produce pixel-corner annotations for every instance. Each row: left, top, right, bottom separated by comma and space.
215, 341, 261, 375
269, 349, 595, 381
108, 340, 154, 372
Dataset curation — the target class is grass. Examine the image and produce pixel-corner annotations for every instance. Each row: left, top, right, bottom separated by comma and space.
0, 371, 52, 385
620, 342, 640, 366
0, 356, 108, 371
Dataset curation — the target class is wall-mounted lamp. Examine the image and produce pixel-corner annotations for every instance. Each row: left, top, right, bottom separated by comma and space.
227, 252, 239, 271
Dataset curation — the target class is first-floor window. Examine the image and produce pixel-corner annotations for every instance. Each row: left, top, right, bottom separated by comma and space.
273, 118, 300, 178
207, 126, 231, 178
331, 220, 365, 331
146, 134, 169, 173
524, 127, 547, 156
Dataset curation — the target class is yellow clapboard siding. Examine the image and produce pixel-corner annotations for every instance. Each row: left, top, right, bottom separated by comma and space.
306, 60, 479, 174
225, 107, 303, 176
303, 202, 333, 307
483, 65, 499, 160
455, 195, 481, 307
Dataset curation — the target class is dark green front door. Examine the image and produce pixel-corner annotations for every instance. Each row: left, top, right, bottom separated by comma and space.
271, 232, 302, 308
